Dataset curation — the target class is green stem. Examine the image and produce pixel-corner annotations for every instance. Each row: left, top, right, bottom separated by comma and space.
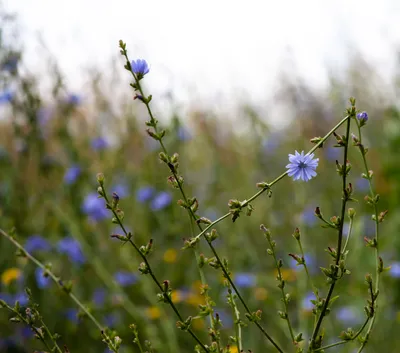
101, 188, 209, 353
122, 48, 285, 352
266, 233, 295, 343
0, 228, 118, 352
309, 115, 352, 350
192, 115, 350, 243
355, 121, 381, 353
341, 217, 354, 255
1, 303, 64, 353
314, 317, 369, 352
227, 287, 243, 351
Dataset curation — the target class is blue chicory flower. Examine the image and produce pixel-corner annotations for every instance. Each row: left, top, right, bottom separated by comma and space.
112, 183, 129, 199
64, 165, 81, 185
235, 273, 256, 288
150, 191, 172, 211
104, 312, 121, 327
336, 306, 362, 324
177, 126, 192, 141
356, 177, 369, 192
0, 90, 13, 104
91, 137, 108, 151
57, 237, 86, 264
286, 151, 319, 182
92, 288, 107, 306
64, 308, 79, 323
136, 186, 155, 203
35, 268, 51, 289
389, 262, 400, 278
0, 292, 13, 305
325, 146, 341, 161
301, 206, 317, 226
81, 192, 109, 221
262, 134, 280, 154
1, 56, 19, 72
13, 292, 29, 306
290, 253, 317, 274
357, 111, 368, 125
114, 271, 137, 287
302, 292, 316, 311
66, 94, 82, 106
131, 59, 149, 76
19, 326, 34, 339
24, 235, 51, 253
213, 308, 233, 328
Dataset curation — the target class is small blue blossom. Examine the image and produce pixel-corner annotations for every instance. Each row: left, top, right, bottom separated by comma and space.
262, 134, 280, 154
336, 306, 362, 324
24, 235, 51, 253
91, 136, 108, 151
112, 183, 129, 199
177, 126, 192, 141
136, 186, 155, 203
1, 56, 19, 72
64, 165, 81, 185
342, 222, 350, 238
114, 271, 137, 287
150, 191, 172, 211
0, 90, 13, 104
301, 206, 317, 227
356, 177, 369, 192
104, 312, 121, 327
66, 94, 82, 106
302, 292, 316, 311
81, 192, 109, 222
64, 308, 79, 323
57, 237, 86, 264
0, 292, 13, 305
37, 107, 53, 127
325, 147, 341, 161
19, 326, 34, 339
290, 253, 317, 274
131, 59, 150, 76
214, 308, 233, 328
35, 268, 51, 289
92, 288, 107, 306
235, 273, 256, 288
286, 151, 319, 182
357, 111, 368, 125
13, 292, 29, 306
389, 262, 400, 278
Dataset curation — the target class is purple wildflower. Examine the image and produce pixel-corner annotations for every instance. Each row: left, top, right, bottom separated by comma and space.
150, 191, 172, 211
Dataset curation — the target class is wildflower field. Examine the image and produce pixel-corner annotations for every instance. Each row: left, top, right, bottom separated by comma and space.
1, 7, 400, 353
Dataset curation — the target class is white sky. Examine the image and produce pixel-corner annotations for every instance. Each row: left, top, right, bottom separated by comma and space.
3, 0, 400, 114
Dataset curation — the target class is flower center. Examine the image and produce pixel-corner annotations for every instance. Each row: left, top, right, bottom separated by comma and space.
298, 162, 306, 169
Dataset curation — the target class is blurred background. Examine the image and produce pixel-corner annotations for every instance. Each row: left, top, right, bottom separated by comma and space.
1, 1, 400, 352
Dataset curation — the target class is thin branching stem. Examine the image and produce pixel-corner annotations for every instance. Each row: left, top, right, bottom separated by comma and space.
355, 120, 381, 353
314, 317, 369, 352
309, 115, 352, 350
0, 228, 118, 352
101, 188, 210, 353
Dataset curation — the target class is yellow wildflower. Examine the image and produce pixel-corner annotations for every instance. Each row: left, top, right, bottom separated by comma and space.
274, 268, 296, 282
229, 346, 239, 353
146, 306, 161, 320
1, 268, 22, 286
254, 287, 268, 301
171, 290, 184, 303
163, 249, 178, 263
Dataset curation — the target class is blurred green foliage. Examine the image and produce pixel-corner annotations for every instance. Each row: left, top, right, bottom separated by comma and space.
1, 5, 400, 353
